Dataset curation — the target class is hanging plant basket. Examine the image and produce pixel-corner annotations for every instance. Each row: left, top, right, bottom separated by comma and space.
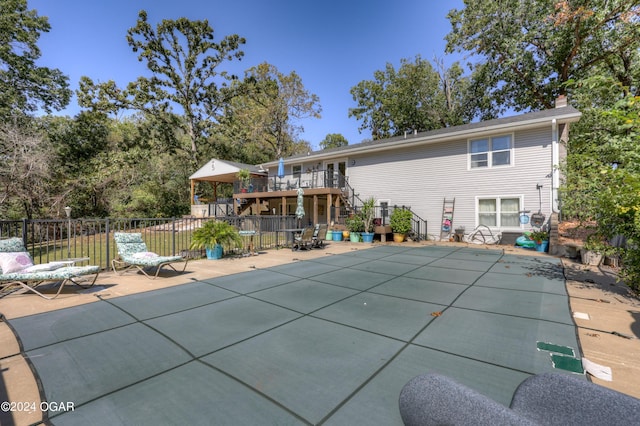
531, 213, 546, 227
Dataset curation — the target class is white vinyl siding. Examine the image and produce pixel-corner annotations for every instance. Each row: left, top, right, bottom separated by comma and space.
477, 196, 522, 228
469, 134, 513, 169
344, 127, 551, 238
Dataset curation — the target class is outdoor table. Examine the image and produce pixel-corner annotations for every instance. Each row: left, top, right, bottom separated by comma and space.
57, 257, 91, 266
55, 257, 93, 283
280, 228, 303, 250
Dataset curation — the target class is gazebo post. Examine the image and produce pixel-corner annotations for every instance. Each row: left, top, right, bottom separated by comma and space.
313, 195, 318, 225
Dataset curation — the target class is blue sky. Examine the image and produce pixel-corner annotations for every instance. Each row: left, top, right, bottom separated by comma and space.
30, 0, 464, 149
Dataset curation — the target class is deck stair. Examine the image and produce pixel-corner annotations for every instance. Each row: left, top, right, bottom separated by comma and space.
238, 199, 269, 216
337, 173, 359, 215
440, 198, 455, 241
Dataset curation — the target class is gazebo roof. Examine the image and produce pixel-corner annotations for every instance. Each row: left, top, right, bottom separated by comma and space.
190, 159, 266, 183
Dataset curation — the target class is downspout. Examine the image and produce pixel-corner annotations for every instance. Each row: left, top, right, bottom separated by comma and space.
551, 119, 559, 213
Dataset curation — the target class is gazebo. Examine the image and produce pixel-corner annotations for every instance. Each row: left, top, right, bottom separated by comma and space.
189, 159, 266, 216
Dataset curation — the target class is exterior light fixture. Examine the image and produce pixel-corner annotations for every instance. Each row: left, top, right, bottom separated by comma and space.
64, 206, 72, 257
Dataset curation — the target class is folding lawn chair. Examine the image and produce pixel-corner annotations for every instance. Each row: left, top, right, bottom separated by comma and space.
292, 227, 315, 251
311, 224, 328, 248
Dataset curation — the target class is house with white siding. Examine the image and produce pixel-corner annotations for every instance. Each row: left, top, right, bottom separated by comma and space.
190, 103, 581, 241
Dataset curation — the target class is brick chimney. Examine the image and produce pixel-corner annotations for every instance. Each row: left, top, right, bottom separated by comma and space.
555, 95, 567, 108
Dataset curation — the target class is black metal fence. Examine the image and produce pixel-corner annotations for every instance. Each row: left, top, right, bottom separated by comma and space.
0, 216, 299, 270
1, 209, 428, 271
341, 205, 428, 241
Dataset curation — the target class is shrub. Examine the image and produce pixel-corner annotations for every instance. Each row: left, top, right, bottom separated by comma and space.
345, 214, 364, 233
190, 220, 242, 250
390, 208, 413, 234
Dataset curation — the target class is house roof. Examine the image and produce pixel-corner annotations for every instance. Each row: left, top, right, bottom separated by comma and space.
189, 159, 266, 183
264, 106, 582, 167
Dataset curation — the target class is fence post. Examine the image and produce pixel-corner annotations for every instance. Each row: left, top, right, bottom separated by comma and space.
172, 217, 176, 255
21, 218, 27, 245
105, 218, 110, 271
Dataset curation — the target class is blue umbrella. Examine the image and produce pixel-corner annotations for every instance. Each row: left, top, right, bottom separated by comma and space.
277, 157, 285, 178
276, 157, 285, 191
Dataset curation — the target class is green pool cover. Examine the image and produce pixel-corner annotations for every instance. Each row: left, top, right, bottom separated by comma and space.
3, 246, 583, 425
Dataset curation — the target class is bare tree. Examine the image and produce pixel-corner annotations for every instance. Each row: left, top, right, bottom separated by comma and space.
0, 123, 57, 219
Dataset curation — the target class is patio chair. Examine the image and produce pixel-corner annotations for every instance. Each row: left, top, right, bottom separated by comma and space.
292, 227, 314, 251
111, 232, 188, 279
0, 237, 100, 300
311, 224, 328, 248
399, 372, 640, 426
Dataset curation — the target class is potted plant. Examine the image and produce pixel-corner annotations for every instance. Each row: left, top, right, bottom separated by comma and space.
190, 220, 243, 259
528, 230, 549, 252
390, 207, 412, 242
360, 197, 376, 243
581, 235, 606, 266
237, 168, 251, 192
345, 214, 364, 242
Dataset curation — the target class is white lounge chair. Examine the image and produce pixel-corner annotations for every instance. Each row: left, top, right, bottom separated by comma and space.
0, 238, 99, 299
111, 232, 188, 279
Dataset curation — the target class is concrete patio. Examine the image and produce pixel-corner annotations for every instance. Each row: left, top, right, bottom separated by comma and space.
1, 241, 638, 425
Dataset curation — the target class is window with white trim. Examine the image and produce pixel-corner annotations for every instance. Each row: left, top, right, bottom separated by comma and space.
469, 135, 512, 168
478, 197, 521, 228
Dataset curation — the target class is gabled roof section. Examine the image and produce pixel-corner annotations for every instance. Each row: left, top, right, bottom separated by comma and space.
265, 106, 581, 166
190, 159, 265, 183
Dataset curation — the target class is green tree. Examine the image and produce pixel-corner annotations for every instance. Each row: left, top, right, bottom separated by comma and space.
320, 133, 348, 150
215, 62, 321, 162
89, 116, 193, 218
77, 10, 246, 165
0, 0, 71, 119
40, 112, 115, 217
349, 56, 474, 139
562, 91, 640, 292
446, 0, 640, 113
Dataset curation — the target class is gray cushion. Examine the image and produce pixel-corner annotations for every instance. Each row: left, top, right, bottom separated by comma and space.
511, 372, 640, 426
399, 372, 640, 425
399, 373, 534, 426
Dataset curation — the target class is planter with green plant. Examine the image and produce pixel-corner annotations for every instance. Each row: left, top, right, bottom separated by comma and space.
345, 214, 364, 242
581, 235, 610, 266
190, 220, 243, 259
360, 197, 376, 243
237, 168, 251, 192
528, 230, 548, 244
528, 229, 549, 252
390, 208, 412, 242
